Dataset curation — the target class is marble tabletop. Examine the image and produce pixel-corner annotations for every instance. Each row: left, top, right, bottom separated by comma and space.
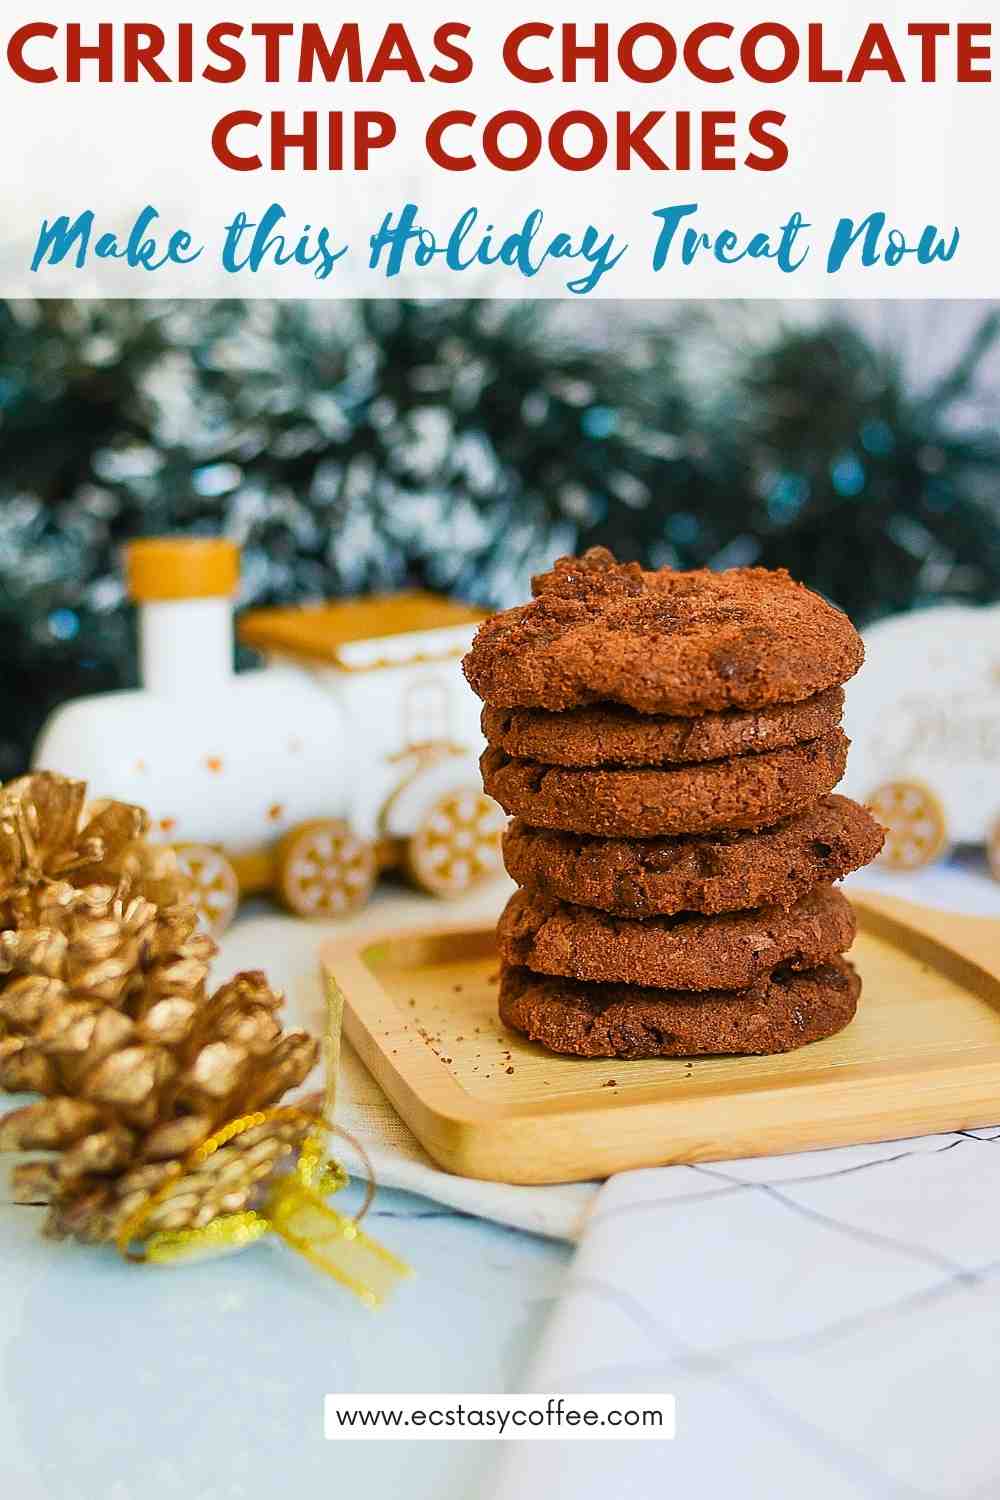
1, 852, 998, 1500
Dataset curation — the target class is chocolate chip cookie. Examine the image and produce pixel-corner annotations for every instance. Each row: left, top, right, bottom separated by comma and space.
482, 688, 844, 768
464, 548, 864, 715
482, 730, 849, 838
497, 883, 855, 991
499, 958, 861, 1058
502, 795, 883, 916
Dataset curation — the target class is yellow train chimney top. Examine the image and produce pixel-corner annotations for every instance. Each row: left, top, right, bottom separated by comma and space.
125, 537, 240, 603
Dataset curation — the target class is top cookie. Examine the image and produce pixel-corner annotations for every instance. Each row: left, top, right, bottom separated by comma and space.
464, 548, 864, 715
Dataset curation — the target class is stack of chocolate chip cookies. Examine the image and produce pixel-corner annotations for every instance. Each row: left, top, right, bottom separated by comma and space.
463, 549, 885, 1061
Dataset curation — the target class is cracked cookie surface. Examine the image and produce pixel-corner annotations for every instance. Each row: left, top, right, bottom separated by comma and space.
464, 549, 864, 714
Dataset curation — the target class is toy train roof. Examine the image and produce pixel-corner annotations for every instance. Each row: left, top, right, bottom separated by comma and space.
238, 591, 487, 670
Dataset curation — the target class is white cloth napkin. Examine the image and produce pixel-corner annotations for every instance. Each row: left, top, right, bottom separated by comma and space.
488, 1128, 1000, 1500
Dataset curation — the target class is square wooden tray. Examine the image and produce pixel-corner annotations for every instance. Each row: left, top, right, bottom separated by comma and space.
321, 892, 1000, 1184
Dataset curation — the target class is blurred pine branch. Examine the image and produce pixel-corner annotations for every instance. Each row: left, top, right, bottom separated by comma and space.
0, 297, 998, 776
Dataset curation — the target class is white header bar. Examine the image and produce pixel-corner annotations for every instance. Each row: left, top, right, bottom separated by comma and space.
2, 1, 995, 296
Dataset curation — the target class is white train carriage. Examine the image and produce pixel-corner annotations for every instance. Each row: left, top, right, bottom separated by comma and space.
840, 603, 1000, 879
33, 538, 505, 931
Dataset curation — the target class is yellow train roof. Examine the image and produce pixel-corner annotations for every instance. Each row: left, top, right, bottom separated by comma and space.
238, 591, 487, 670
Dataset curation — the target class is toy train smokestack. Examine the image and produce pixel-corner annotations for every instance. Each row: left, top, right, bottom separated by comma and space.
125, 537, 239, 697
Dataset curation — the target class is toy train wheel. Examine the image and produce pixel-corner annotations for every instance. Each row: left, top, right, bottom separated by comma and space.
174, 844, 241, 935
405, 789, 505, 898
868, 781, 950, 872
276, 820, 377, 919
988, 818, 1000, 884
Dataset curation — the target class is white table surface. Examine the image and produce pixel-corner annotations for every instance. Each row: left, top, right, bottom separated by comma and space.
1, 853, 998, 1500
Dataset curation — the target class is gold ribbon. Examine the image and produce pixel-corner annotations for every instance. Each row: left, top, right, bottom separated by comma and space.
114, 1107, 411, 1307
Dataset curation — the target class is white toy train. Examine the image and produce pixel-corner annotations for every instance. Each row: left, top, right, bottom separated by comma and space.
33, 538, 505, 931
841, 603, 1000, 880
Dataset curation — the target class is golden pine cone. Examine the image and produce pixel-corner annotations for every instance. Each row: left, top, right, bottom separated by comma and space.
0, 772, 191, 926
0, 894, 215, 1091
8, 1109, 316, 1245
2, 946, 321, 1248
0, 774, 321, 1244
